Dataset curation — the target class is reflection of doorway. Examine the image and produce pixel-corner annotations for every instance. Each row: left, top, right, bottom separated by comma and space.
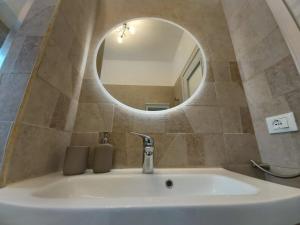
182, 48, 203, 101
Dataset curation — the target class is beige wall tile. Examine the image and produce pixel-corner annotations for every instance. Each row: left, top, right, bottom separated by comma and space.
79, 78, 111, 103
0, 74, 29, 122
184, 106, 223, 134
243, 74, 273, 106
0, 0, 98, 185
157, 134, 189, 167
211, 61, 231, 81
74, 103, 114, 133
203, 134, 228, 166
166, 110, 193, 133
21, 77, 60, 127
132, 114, 166, 134
215, 81, 247, 106
240, 106, 254, 134
220, 106, 242, 133
6, 123, 71, 183
110, 132, 128, 168
265, 56, 300, 97
71, 132, 99, 147
224, 163, 265, 179
12, 36, 42, 74
254, 121, 300, 169
286, 89, 300, 124
112, 106, 133, 133
38, 41, 73, 99
50, 94, 72, 131
18, 0, 58, 36
0, 122, 12, 166
224, 133, 260, 164
188, 82, 217, 106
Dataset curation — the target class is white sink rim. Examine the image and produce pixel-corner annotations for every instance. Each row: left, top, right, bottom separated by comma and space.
0, 168, 300, 209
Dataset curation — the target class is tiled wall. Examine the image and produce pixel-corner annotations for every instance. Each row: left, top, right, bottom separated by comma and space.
104, 85, 176, 110
0, 0, 97, 185
0, 0, 59, 185
72, 0, 262, 177
0, 20, 9, 47
222, 0, 300, 187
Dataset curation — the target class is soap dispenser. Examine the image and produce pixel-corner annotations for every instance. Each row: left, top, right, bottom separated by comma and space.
93, 132, 114, 173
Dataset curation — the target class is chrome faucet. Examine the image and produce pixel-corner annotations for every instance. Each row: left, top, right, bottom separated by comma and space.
130, 132, 154, 174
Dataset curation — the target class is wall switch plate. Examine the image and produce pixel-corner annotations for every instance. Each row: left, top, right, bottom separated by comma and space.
266, 112, 298, 134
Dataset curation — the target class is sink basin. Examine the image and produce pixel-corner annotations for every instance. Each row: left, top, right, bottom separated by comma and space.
0, 168, 300, 225
33, 173, 257, 199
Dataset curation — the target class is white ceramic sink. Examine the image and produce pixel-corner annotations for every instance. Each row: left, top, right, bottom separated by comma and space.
32, 173, 257, 199
0, 168, 300, 225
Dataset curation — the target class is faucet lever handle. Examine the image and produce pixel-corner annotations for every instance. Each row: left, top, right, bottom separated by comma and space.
130, 132, 154, 146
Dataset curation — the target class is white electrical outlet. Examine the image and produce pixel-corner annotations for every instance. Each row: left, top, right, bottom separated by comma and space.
266, 112, 298, 134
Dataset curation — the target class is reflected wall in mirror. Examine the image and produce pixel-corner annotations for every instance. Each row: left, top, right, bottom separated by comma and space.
97, 18, 206, 111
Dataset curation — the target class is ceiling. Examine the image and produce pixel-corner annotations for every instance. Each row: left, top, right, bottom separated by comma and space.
103, 19, 184, 62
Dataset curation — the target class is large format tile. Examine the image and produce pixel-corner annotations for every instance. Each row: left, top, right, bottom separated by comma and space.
220, 106, 242, 133
71, 132, 99, 147
165, 109, 192, 133
188, 82, 217, 106
243, 73, 273, 106
184, 106, 223, 134
0, 122, 12, 167
12, 36, 42, 74
286, 89, 300, 124
19, 0, 58, 36
38, 40, 73, 99
112, 106, 133, 133
74, 103, 114, 132
0, 74, 30, 122
6, 123, 71, 183
254, 121, 300, 168
224, 133, 261, 164
265, 56, 300, 98
211, 61, 231, 81
215, 81, 247, 106
240, 106, 254, 134
132, 114, 166, 134
203, 134, 228, 166
79, 78, 111, 103
50, 93, 72, 131
21, 77, 60, 127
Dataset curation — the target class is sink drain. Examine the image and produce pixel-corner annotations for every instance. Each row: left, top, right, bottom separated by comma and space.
165, 179, 173, 189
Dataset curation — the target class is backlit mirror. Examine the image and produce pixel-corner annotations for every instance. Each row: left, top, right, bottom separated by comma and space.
97, 18, 206, 111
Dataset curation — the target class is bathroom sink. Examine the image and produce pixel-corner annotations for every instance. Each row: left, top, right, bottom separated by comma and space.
32, 172, 257, 199
0, 168, 300, 225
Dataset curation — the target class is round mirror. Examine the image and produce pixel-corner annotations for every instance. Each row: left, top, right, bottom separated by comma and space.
96, 18, 206, 111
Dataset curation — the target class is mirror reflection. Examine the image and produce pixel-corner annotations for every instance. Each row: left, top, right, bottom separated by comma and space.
97, 18, 205, 111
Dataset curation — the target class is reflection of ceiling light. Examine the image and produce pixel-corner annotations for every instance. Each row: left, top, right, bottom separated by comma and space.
116, 23, 135, 44
117, 36, 123, 44
129, 26, 135, 35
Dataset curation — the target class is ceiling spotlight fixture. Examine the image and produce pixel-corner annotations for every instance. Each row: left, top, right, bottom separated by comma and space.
116, 23, 135, 44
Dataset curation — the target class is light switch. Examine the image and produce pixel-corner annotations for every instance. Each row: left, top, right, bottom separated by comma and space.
266, 112, 298, 134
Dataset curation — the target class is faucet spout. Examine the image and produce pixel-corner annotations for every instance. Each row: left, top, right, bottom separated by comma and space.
130, 132, 154, 174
